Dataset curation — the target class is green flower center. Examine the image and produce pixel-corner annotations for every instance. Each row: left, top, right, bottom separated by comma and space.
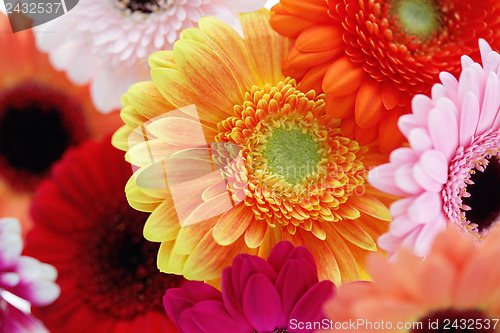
262, 128, 322, 185
392, 0, 441, 38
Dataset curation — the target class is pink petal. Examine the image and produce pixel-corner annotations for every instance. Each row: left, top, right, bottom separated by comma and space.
418, 150, 449, 184
389, 214, 422, 238
439, 72, 458, 101
411, 94, 433, 125
389, 147, 419, 164
191, 300, 247, 333
431, 83, 446, 100
243, 274, 282, 332
274, 258, 318, 322
429, 101, 459, 161
398, 114, 420, 138
479, 38, 493, 66
368, 164, 410, 197
477, 72, 500, 134
413, 214, 448, 257
459, 91, 480, 147
389, 197, 414, 217
395, 164, 423, 195
461, 55, 474, 69
289, 280, 335, 327
408, 128, 433, 153
484, 51, 500, 74
408, 191, 442, 223
267, 241, 295, 274
412, 163, 443, 192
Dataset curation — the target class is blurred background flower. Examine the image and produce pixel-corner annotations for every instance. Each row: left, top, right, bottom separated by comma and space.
369, 40, 500, 257
0, 217, 60, 333
164, 241, 335, 333
24, 139, 185, 332
0, 13, 121, 236
324, 225, 500, 332
33, 0, 267, 113
269, 0, 500, 152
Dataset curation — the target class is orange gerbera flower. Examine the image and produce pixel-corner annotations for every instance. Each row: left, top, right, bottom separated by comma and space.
0, 14, 122, 235
113, 9, 394, 285
270, 0, 500, 152
323, 225, 500, 332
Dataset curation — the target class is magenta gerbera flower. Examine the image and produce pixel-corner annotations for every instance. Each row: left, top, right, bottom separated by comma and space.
164, 241, 335, 333
369, 39, 500, 257
0, 217, 60, 332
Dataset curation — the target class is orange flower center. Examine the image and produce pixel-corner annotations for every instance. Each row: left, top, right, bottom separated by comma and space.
216, 78, 368, 235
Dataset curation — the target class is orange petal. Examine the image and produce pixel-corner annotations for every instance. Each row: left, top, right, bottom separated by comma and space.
326, 94, 356, 119
379, 106, 407, 153
323, 224, 362, 282
298, 62, 331, 93
380, 81, 402, 110
245, 220, 268, 249
333, 221, 377, 251
340, 116, 356, 138
348, 195, 392, 221
355, 80, 384, 128
296, 25, 344, 52
280, 0, 331, 23
269, 8, 316, 38
213, 203, 254, 246
323, 57, 365, 97
354, 123, 378, 145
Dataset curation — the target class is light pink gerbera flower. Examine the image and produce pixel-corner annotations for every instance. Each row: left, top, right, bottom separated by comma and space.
0, 218, 60, 332
369, 39, 500, 257
34, 0, 266, 113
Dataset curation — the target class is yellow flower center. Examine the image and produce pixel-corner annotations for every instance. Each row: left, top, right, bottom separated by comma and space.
216, 78, 368, 235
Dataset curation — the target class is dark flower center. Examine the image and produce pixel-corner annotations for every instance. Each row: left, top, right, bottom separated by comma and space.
462, 156, 500, 233
120, 0, 168, 13
0, 82, 86, 191
78, 197, 184, 318
273, 330, 288, 333
412, 309, 495, 332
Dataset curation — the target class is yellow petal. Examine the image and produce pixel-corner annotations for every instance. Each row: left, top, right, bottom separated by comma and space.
143, 199, 180, 242
173, 216, 218, 255
245, 220, 268, 249
333, 221, 377, 251
348, 194, 392, 221
240, 9, 289, 87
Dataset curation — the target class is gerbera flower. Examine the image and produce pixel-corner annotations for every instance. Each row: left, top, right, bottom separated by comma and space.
24, 139, 185, 332
368, 39, 500, 257
0, 217, 60, 333
269, 0, 500, 152
323, 225, 500, 333
164, 241, 334, 333
0, 14, 121, 235
33, 0, 266, 113
113, 9, 393, 285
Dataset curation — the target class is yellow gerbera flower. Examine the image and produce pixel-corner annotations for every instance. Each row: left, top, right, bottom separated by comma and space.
112, 9, 393, 285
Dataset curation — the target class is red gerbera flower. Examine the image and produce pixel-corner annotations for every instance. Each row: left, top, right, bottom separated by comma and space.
270, 0, 500, 151
24, 139, 184, 333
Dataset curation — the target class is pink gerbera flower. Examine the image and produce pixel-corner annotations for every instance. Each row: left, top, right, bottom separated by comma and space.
163, 241, 335, 333
369, 39, 500, 257
0, 217, 60, 332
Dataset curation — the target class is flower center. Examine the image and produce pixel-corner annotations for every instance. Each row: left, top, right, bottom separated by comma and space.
78, 196, 184, 318
118, 0, 169, 13
215, 78, 368, 234
262, 128, 323, 185
462, 156, 500, 233
391, 0, 441, 38
412, 308, 494, 332
442, 130, 500, 238
0, 82, 86, 191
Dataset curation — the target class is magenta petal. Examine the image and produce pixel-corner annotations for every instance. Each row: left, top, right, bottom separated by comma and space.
237, 256, 276, 297
275, 258, 318, 324
221, 267, 253, 329
267, 241, 294, 273
191, 300, 247, 333
0, 299, 47, 333
179, 308, 207, 333
289, 280, 335, 330
243, 273, 282, 332
163, 281, 221, 329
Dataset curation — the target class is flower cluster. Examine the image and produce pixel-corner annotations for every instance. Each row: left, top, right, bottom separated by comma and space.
2, 0, 500, 332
